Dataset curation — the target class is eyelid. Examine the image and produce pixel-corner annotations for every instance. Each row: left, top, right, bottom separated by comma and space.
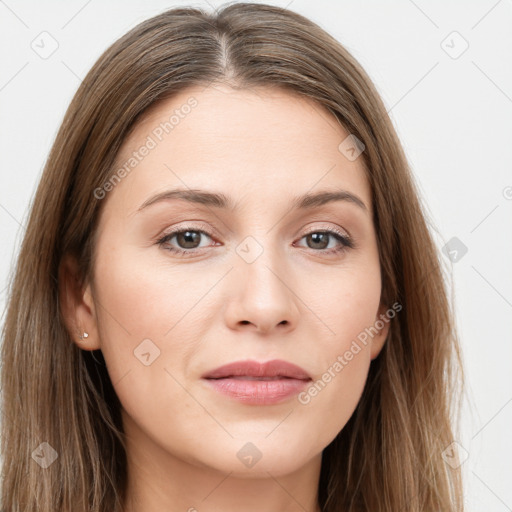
157, 222, 351, 244
157, 220, 219, 240
157, 230, 352, 258
295, 224, 355, 251
301, 222, 350, 239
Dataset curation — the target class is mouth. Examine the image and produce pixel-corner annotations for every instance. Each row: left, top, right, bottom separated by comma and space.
201, 359, 312, 405
202, 359, 311, 380
216, 375, 296, 380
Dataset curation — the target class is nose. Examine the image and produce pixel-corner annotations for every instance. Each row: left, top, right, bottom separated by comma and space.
224, 250, 300, 335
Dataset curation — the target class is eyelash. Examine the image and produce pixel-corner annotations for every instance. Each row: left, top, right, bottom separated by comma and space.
156, 224, 355, 258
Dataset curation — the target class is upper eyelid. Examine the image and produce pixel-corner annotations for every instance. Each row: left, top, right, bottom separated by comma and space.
159, 221, 217, 237
159, 222, 350, 238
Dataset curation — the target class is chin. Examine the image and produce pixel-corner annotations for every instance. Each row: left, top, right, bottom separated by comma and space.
189, 437, 320, 478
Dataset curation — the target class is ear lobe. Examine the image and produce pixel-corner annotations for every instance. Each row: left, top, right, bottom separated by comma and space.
370, 303, 391, 360
58, 254, 101, 351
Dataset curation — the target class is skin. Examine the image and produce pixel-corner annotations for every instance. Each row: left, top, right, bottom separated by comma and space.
60, 84, 390, 512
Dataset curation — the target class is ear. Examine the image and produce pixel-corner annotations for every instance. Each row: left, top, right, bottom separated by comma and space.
58, 254, 101, 351
370, 302, 391, 360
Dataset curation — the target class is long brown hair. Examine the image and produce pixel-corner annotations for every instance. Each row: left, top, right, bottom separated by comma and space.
1, 3, 464, 510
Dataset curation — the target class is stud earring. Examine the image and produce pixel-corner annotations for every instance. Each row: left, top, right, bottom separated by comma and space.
78, 331, 89, 341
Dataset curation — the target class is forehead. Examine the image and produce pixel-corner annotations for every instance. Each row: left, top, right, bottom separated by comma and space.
108, 84, 371, 215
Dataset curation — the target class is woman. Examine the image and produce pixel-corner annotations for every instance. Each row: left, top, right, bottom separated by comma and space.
1, 3, 464, 511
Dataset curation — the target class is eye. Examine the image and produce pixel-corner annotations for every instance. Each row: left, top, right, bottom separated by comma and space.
295, 228, 354, 255
156, 226, 216, 256
156, 225, 355, 258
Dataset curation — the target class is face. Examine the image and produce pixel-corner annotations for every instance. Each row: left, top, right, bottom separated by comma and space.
69, 84, 389, 478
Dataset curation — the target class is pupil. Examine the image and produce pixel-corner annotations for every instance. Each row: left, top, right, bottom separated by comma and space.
174, 231, 331, 250
309, 232, 328, 249
178, 231, 200, 248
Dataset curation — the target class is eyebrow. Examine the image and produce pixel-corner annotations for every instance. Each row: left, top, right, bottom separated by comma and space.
136, 188, 368, 214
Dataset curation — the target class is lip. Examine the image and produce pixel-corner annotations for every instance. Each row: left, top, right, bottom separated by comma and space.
201, 359, 312, 405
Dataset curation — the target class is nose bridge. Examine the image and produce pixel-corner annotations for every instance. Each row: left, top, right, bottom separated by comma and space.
236, 230, 289, 296
225, 229, 300, 333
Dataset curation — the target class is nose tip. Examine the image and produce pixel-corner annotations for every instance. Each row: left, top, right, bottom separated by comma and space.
224, 254, 301, 335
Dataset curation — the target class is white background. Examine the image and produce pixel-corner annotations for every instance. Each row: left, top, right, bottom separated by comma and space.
1, 1, 511, 509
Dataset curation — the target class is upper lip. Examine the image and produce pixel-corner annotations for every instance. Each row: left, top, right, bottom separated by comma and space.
202, 359, 311, 380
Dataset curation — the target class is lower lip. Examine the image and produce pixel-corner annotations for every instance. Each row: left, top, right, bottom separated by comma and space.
203, 377, 310, 405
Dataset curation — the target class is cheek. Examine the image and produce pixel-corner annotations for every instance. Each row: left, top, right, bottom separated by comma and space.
91, 246, 206, 439
297, 262, 380, 436
298, 342, 371, 442
309, 255, 382, 343
91, 242, 187, 382
293, 313, 374, 450
92, 242, 221, 403
93, 241, 210, 339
